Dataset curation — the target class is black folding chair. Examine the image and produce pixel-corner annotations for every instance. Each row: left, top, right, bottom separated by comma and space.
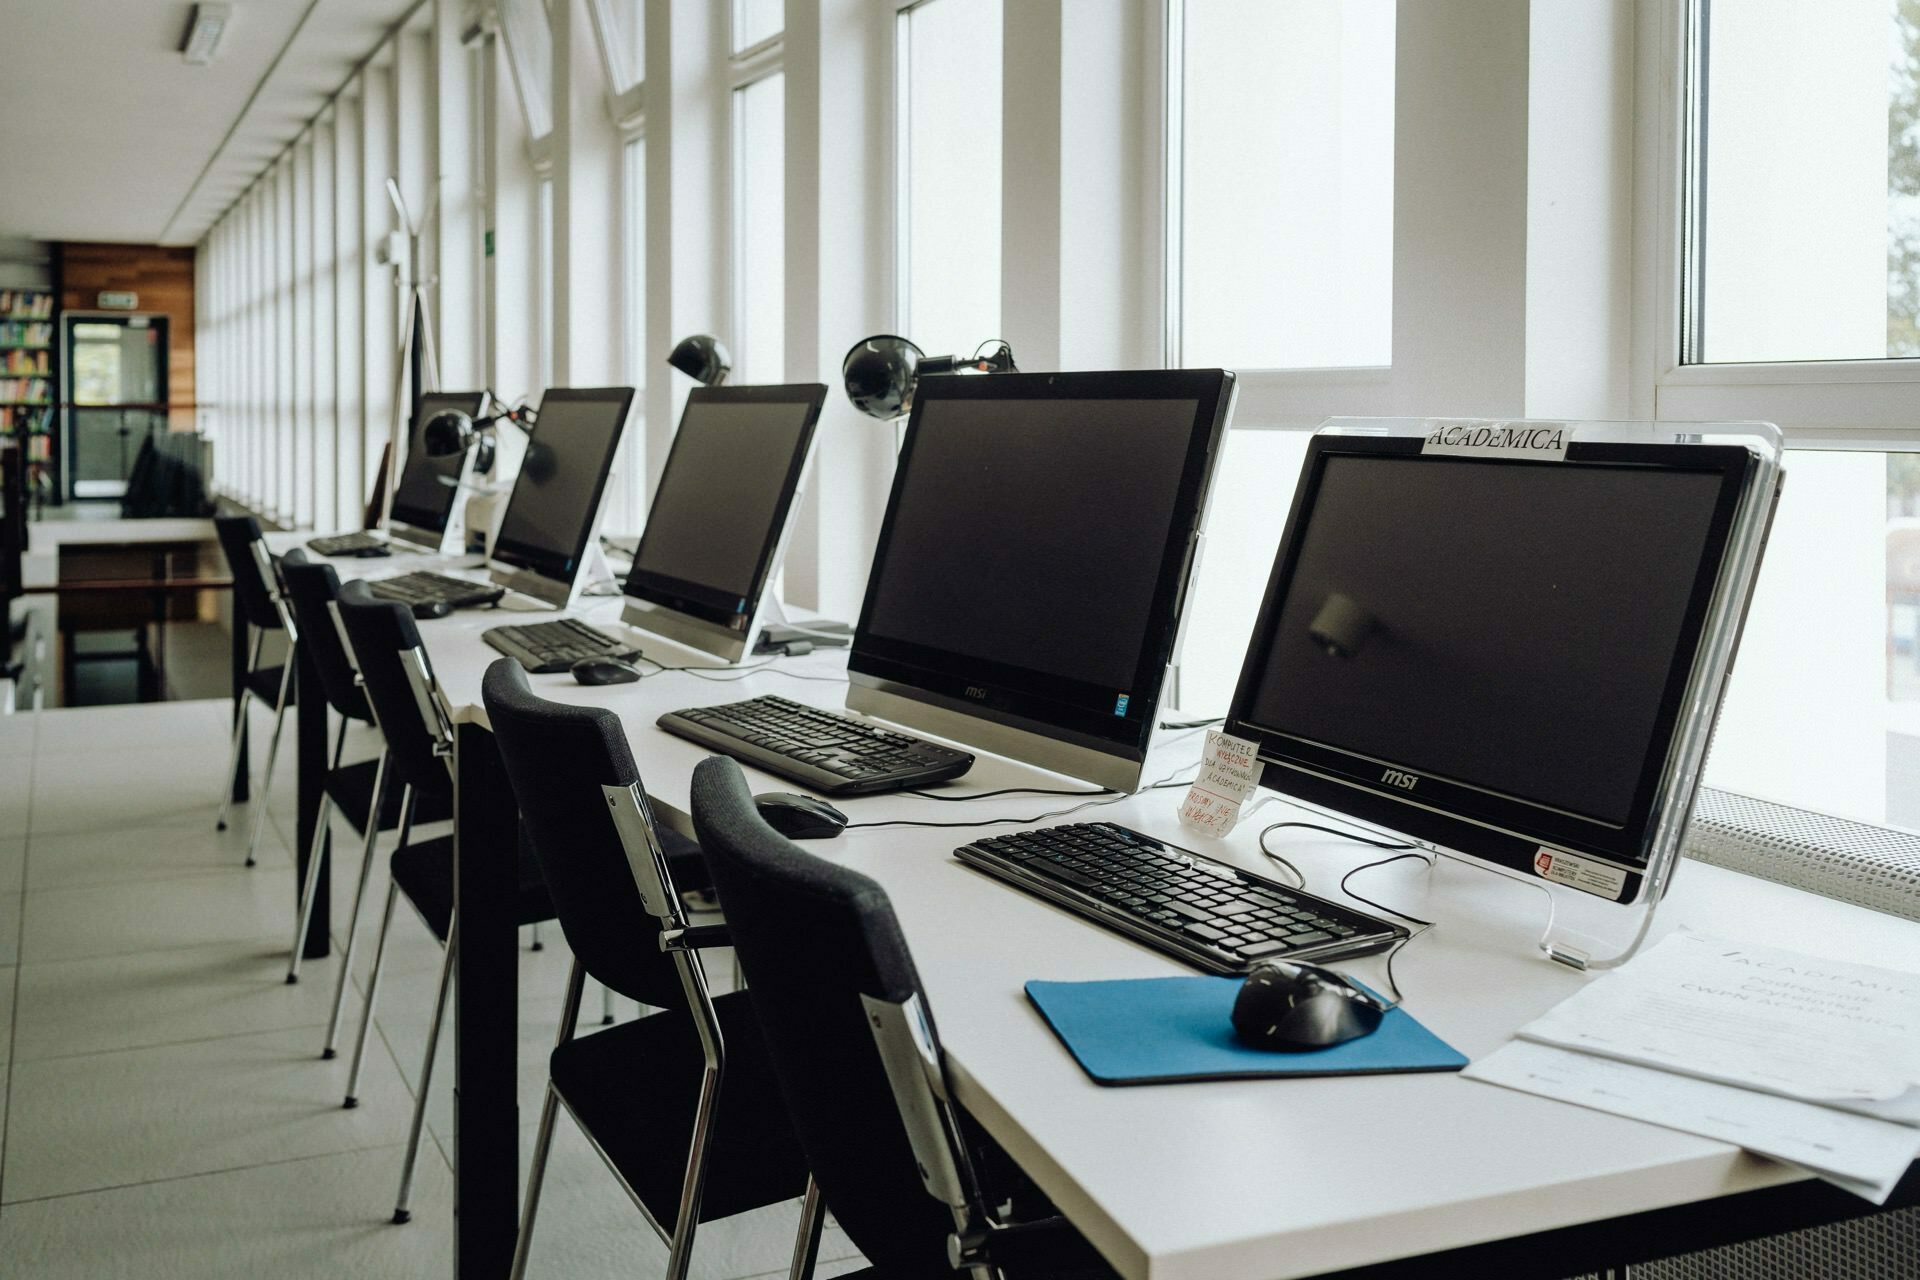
481, 658, 796, 1280
213, 514, 298, 867
690, 755, 1115, 1279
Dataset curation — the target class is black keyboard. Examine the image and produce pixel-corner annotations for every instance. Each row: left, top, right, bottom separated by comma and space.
367, 570, 504, 610
308, 531, 391, 557
658, 694, 973, 796
483, 618, 641, 674
956, 822, 1406, 974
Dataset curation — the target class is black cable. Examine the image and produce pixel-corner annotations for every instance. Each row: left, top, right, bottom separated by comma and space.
1337, 852, 1433, 925
1256, 825, 1434, 1005
628, 653, 849, 686
845, 773, 1193, 832
1157, 715, 1225, 730
906, 785, 1114, 802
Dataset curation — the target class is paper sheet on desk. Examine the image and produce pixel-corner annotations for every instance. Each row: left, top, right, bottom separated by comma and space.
1515, 932, 1920, 1117
1465, 1042, 1920, 1204
1178, 730, 1261, 837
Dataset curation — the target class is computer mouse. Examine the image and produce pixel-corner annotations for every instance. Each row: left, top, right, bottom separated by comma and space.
570, 656, 644, 686
410, 599, 455, 620
1230, 960, 1387, 1051
752, 792, 848, 840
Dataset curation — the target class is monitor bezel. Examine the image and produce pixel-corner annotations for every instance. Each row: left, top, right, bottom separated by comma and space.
1224, 432, 1761, 899
487, 386, 634, 593
389, 390, 488, 548
621, 383, 828, 638
847, 368, 1235, 778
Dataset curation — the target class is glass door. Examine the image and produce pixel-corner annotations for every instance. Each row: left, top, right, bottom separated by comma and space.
64, 314, 168, 500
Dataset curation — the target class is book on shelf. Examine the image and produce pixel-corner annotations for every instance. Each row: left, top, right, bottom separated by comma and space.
0, 377, 50, 404
0, 321, 51, 347
2, 350, 50, 376
0, 289, 53, 320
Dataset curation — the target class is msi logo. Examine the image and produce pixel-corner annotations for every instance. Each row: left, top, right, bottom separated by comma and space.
1381, 769, 1419, 791
963, 686, 988, 700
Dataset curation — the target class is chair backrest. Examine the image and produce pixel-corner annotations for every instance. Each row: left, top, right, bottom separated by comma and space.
480, 657, 690, 1010
277, 551, 370, 724
689, 755, 970, 1277
333, 579, 450, 797
213, 514, 285, 632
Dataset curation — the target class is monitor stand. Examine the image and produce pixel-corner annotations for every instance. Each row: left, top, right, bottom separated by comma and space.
753, 595, 851, 655
1277, 797, 1668, 973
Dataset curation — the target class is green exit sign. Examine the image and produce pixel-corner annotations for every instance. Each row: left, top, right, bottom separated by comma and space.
97, 291, 138, 310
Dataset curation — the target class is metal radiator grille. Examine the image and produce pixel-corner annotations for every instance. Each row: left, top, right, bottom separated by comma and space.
1682, 786, 1920, 922
1629, 1204, 1919, 1279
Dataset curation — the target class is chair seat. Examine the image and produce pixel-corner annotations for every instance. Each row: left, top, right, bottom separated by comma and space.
244, 663, 297, 706
549, 990, 809, 1230
323, 758, 451, 835
389, 835, 553, 943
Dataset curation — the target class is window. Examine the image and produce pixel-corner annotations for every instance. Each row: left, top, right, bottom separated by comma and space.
500, 0, 554, 139
1174, 0, 1394, 370
1701, 448, 1920, 830
537, 177, 554, 391
593, 0, 645, 91
1689, 0, 1919, 363
895, 0, 1001, 358
733, 71, 785, 384
734, 0, 782, 53
613, 134, 648, 534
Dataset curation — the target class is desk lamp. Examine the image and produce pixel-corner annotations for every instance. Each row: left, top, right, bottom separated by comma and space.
422, 391, 538, 477
667, 334, 732, 386
841, 334, 1017, 421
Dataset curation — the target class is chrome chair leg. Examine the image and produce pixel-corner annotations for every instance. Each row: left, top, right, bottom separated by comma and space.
243, 652, 296, 867
509, 960, 588, 1280
286, 718, 350, 983
788, 1176, 826, 1280
601, 982, 615, 1026
345, 786, 416, 1105
393, 915, 456, 1224
322, 756, 392, 1060
664, 955, 729, 1280
345, 879, 400, 1108
214, 631, 264, 832
530, 920, 543, 951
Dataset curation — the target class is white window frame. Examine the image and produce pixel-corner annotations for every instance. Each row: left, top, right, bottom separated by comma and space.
1637, 0, 1920, 446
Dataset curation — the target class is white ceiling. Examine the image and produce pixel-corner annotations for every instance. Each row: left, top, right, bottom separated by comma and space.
0, 1, 424, 248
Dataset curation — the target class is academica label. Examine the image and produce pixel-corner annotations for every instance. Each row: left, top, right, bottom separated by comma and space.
1532, 847, 1628, 901
1422, 422, 1569, 461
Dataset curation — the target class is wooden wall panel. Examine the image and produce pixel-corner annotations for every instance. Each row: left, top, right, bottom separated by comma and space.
56, 242, 196, 427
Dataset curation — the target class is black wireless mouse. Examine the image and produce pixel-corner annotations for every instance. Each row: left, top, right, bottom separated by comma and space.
570, 656, 644, 686
410, 599, 455, 620
753, 791, 848, 840
1231, 960, 1387, 1051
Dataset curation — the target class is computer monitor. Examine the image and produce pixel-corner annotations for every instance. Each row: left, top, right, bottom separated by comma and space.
1224, 420, 1781, 945
487, 386, 634, 608
388, 391, 487, 551
846, 368, 1236, 792
620, 383, 828, 662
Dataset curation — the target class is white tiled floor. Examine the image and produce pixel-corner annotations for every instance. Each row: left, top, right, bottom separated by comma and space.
0, 699, 866, 1279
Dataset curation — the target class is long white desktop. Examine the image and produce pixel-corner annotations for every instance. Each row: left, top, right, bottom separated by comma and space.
271, 536, 1920, 1278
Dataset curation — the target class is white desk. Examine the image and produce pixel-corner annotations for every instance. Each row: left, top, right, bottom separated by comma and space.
351, 585, 1919, 1280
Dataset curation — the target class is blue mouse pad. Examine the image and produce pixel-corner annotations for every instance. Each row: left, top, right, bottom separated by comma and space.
1025, 976, 1468, 1086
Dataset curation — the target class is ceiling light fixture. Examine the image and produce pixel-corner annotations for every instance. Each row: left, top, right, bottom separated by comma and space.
181, 3, 233, 66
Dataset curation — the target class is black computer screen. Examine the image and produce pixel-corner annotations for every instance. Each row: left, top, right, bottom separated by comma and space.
1237, 451, 1728, 829
389, 391, 486, 533
492, 387, 633, 583
624, 385, 825, 626
851, 369, 1232, 750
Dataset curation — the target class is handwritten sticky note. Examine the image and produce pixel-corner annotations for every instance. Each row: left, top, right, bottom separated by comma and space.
1178, 730, 1261, 837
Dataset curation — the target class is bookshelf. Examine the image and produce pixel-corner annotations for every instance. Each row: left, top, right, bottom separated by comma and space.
0, 288, 56, 494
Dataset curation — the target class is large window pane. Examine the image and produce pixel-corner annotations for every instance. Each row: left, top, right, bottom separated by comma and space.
501, 0, 553, 138
597, 0, 645, 90
734, 72, 785, 384
1179, 0, 1393, 370
1696, 0, 1914, 362
897, 0, 1001, 359
1702, 449, 1920, 828
614, 135, 648, 533
734, 0, 782, 52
